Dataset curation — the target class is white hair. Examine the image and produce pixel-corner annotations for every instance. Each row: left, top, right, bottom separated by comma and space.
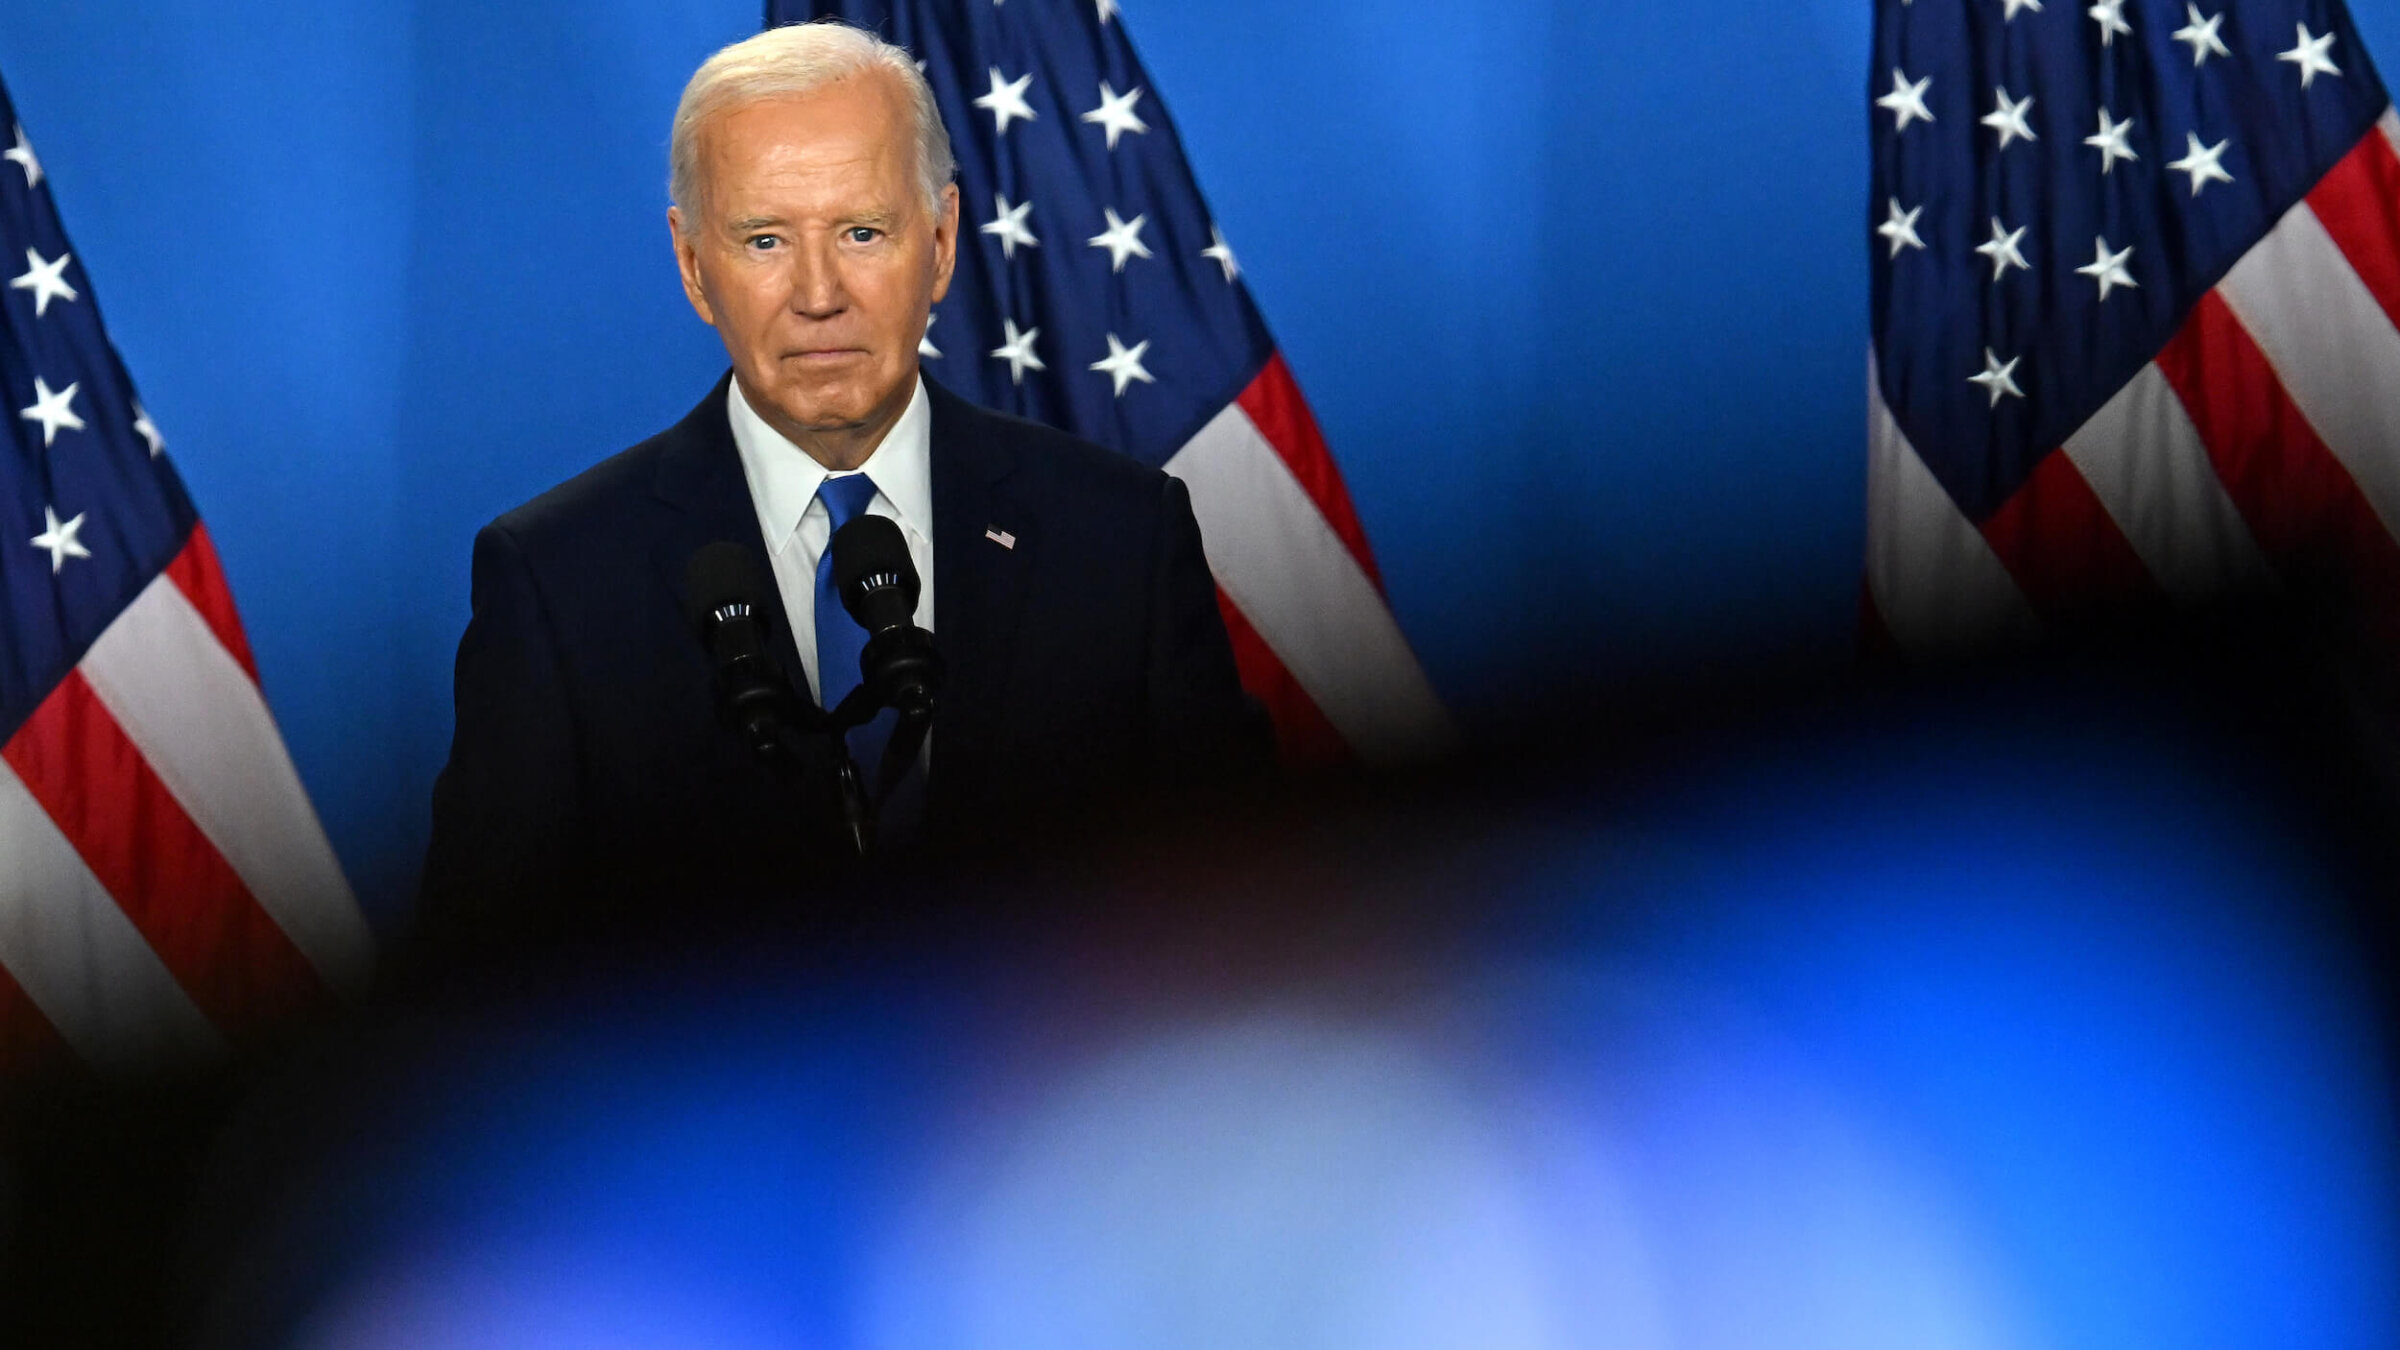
670, 19, 956, 223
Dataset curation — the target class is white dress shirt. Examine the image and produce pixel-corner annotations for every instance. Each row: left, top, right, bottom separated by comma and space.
726, 375, 935, 707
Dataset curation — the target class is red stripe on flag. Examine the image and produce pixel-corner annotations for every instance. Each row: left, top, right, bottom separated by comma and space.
1978, 447, 2167, 620
0, 673, 328, 1034
2305, 128, 2400, 338
1235, 354, 1385, 592
2156, 292, 2400, 628
0, 959, 73, 1078
1216, 587, 1351, 767
163, 523, 259, 683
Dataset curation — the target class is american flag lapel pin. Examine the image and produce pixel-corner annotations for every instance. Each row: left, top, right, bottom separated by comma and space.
984, 526, 1017, 550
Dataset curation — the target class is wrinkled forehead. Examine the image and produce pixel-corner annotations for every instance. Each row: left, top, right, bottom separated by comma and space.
693, 71, 920, 215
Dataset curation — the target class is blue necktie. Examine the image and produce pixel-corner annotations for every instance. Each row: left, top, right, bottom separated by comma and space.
812, 473, 899, 790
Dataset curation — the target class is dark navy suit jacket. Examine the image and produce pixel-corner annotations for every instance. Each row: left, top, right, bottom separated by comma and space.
418, 373, 1267, 952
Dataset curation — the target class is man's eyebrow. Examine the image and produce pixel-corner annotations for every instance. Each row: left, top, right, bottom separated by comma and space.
727, 215, 783, 233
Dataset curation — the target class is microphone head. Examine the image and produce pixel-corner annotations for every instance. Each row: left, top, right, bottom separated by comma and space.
682, 540, 771, 634
830, 514, 920, 632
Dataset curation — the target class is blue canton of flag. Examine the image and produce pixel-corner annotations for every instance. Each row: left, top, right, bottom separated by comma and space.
774, 0, 1453, 764
1865, 0, 2400, 652
0, 72, 370, 1075
0, 100, 196, 708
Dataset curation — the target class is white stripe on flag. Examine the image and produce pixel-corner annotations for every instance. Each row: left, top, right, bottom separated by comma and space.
1167, 403, 1457, 764
1864, 354, 2042, 652
2217, 201, 2400, 540
2379, 105, 2400, 158
2061, 361, 2276, 605
79, 575, 375, 995
0, 761, 223, 1072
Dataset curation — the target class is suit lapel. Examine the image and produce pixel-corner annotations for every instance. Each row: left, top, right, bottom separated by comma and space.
647, 373, 810, 692
928, 379, 1034, 810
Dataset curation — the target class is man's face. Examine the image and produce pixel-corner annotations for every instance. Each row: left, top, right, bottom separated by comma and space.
672, 72, 958, 466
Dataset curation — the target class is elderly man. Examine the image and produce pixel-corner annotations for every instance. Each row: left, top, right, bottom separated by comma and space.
420, 21, 1266, 950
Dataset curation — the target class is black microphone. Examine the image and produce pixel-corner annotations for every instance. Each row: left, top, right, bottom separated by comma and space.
829, 515, 944, 718
682, 540, 802, 758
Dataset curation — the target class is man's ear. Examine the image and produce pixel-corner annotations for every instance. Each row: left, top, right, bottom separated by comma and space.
928, 183, 960, 305
669, 205, 718, 328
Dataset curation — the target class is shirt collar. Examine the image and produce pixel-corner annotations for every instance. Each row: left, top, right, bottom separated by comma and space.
726, 373, 933, 551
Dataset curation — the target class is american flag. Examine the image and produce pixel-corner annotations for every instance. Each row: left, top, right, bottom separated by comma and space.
777, 0, 1454, 765
1864, 0, 2400, 653
0, 76, 372, 1075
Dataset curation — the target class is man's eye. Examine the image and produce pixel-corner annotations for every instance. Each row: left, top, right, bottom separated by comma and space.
746, 236, 779, 252
847, 227, 881, 244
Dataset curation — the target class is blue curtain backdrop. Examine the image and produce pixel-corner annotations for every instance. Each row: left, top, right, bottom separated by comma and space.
7, 0, 2400, 923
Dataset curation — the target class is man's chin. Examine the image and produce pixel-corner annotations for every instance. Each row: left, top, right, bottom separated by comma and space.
781, 372, 913, 420
758, 385, 873, 435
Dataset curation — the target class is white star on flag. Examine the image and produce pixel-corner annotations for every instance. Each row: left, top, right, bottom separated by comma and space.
1089, 332, 1156, 396
990, 317, 1045, 384
19, 375, 83, 446
1976, 217, 2031, 281
1087, 207, 1154, 272
2076, 236, 2140, 299
10, 246, 76, 316
3, 123, 38, 189
1981, 87, 2038, 150
1094, 0, 1118, 22
919, 313, 941, 359
2002, 0, 2043, 18
1202, 224, 1240, 282
2089, 0, 2133, 45
981, 192, 1039, 259
2087, 108, 2140, 172
1877, 68, 1935, 133
131, 399, 164, 456
29, 504, 89, 573
1969, 348, 2026, 406
973, 67, 1038, 134
2173, 5, 2231, 65
1081, 81, 1149, 150
2280, 23, 2341, 88
2168, 132, 2235, 195
1879, 198, 1927, 258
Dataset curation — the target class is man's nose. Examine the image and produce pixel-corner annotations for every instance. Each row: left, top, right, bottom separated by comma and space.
788, 240, 846, 318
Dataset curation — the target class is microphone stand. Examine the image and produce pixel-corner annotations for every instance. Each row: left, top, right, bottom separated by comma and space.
692, 534, 936, 866
710, 675, 869, 860
872, 707, 934, 815
816, 681, 937, 855
830, 754, 873, 859
819, 685, 886, 859
721, 662, 937, 865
